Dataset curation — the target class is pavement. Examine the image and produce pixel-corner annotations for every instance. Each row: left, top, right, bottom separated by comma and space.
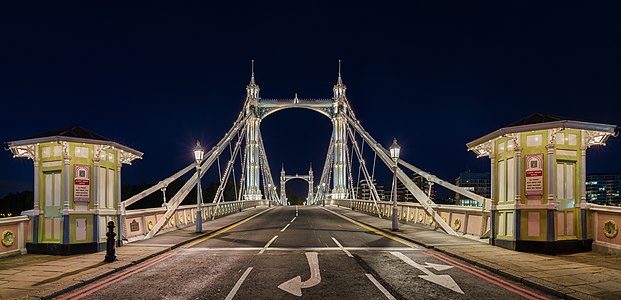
0, 207, 270, 300
327, 205, 621, 300
0, 205, 619, 300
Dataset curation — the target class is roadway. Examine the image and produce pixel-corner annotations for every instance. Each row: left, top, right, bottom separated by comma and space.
57, 206, 558, 300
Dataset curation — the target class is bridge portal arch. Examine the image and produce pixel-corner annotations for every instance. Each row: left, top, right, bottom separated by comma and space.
279, 164, 314, 205
244, 68, 349, 201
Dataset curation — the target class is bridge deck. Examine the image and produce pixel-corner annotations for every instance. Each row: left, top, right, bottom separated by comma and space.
0, 206, 619, 299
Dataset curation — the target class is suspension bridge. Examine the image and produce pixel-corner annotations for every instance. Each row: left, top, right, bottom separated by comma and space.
3, 62, 620, 299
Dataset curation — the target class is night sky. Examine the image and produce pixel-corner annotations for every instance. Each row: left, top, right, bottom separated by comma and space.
1, 2, 620, 200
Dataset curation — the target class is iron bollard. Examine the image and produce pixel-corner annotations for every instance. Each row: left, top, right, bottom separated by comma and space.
104, 221, 117, 262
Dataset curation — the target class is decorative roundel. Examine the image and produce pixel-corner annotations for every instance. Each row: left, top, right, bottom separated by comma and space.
187, 213, 191, 222
147, 220, 154, 231
453, 218, 462, 231
603, 220, 619, 239
205, 210, 209, 217
418, 213, 424, 222
1, 230, 15, 247
441, 215, 447, 222
179, 214, 184, 223
169, 218, 175, 226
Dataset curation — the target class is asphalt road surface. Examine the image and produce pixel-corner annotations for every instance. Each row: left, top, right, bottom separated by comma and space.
57, 206, 559, 300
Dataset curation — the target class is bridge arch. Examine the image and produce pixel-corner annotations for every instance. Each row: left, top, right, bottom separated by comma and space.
280, 165, 314, 205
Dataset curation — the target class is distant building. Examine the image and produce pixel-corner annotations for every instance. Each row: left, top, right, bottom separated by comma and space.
455, 171, 491, 207
586, 173, 621, 205
396, 174, 436, 202
355, 179, 387, 201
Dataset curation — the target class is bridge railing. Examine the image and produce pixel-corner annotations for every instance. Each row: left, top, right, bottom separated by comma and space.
588, 203, 621, 255
0, 215, 29, 257
123, 200, 267, 242
330, 199, 491, 237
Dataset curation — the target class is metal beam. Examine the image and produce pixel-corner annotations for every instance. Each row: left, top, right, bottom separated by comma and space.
345, 115, 457, 236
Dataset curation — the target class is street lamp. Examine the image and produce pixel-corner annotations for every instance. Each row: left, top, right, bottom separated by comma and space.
268, 184, 272, 207
194, 141, 205, 233
390, 138, 401, 231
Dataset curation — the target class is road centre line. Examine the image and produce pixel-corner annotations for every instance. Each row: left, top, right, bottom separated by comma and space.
224, 267, 253, 300
259, 235, 278, 254
281, 223, 291, 232
331, 237, 353, 257
321, 207, 419, 249
290, 216, 296, 223
182, 207, 274, 248
365, 273, 397, 300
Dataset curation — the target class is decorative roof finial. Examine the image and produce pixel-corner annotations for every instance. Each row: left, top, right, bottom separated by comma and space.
249, 59, 256, 85
337, 60, 343, 85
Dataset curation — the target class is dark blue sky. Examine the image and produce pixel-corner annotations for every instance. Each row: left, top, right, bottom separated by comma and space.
1, 2, 621, 199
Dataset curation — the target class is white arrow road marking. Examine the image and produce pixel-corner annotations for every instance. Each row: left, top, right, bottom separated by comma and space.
331, 237, 353, 258
224, 267, 253, 300
278, 252, 321, 296
259, 235, 278, 254
390, 252, 464, 294
365, 274, 397, 300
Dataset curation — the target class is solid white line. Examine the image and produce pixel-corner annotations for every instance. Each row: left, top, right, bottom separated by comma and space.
259, 235, 278, 254
290, 217, 296, 223
331, 237, 353, 257
280, 223, 291, 232
366, 273, 396, 300
225, 267, 253, 300
182, 247, 420, 252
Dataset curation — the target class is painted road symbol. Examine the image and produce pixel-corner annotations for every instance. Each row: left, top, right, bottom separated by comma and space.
278, 252, 321, 296
391, 252, 464, 294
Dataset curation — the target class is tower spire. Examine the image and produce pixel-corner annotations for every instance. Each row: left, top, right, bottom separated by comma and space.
246, 59, 260, 99
333, 59, 346, 99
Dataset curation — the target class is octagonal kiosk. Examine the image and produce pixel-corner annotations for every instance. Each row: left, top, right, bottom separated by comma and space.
6, 126, 142, 255
467, 114, 617, 253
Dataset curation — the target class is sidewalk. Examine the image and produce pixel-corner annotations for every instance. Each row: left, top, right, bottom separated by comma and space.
327, 206, 621, 300
0, 207, 270, 300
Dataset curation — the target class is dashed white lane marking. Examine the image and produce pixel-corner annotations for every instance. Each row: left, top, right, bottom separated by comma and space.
281, 223, 291, 232
331, 237, 353, 258
296, 206, 298, 217
259, 235, 278, 254
366, 273, 397, 300
225, 267, 253, 300
290, 217, 296, 223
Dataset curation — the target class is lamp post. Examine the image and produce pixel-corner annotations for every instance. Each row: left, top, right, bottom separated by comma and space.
390, 138, 401, 231
194, 141, 205, 233
322, 183, 326, 207
268, 184, 272, 207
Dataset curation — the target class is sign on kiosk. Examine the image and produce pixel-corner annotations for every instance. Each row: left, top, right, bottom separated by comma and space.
525, 154, 544, 196
74, 164, 91, 202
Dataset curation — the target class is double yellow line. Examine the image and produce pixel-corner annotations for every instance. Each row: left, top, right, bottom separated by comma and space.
182, 207, 274, 248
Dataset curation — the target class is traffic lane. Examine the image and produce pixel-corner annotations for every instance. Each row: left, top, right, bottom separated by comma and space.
356, 250, 559, 300
274, 206, 407, 249
229, 251, 389, 300
190, 206, 293, 248
72, 250, 256, 300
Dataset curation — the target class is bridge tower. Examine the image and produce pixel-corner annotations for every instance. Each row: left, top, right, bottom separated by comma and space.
331, 63, 348, 199
244, 62, 263, 200
280, 164, 286, 205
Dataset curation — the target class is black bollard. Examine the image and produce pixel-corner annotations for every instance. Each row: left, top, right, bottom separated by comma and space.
104, 221, 117, 262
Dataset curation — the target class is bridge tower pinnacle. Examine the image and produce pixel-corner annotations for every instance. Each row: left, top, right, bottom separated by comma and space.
331, 60, 349, 199
244, 60, 263, 200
